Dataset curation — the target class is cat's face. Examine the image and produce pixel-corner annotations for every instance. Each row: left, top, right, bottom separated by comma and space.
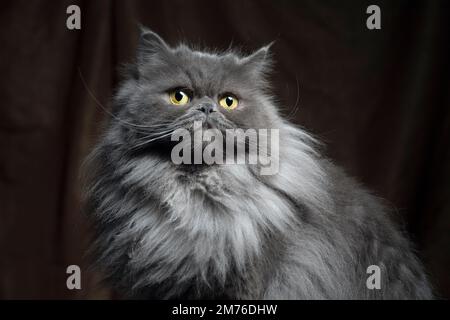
114, 28, 279, 150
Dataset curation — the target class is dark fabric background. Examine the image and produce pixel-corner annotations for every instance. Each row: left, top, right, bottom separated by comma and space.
0, 0, 449, 299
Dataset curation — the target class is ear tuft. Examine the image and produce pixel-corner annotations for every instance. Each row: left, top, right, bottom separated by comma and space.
242, 41, 275, 74
139, 26, 168, 49
137, 25, 171, 64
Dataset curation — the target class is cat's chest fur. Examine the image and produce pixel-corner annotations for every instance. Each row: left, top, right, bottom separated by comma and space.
158, 163, 294, 258
124, 158, 294, 298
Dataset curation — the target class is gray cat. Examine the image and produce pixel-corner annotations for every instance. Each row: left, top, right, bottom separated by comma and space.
84, 27, 433, 299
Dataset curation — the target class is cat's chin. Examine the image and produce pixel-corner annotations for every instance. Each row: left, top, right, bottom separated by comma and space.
175, 163, 217, 174
127, 140, 223, 173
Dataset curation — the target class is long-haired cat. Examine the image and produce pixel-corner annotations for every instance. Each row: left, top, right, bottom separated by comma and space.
84, 27, 433, 299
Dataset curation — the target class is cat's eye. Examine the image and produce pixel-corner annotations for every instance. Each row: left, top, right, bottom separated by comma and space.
219, 94, 238, 110
169, 89, 190, 105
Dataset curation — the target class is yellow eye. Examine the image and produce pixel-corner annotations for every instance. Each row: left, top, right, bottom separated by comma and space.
219, 95, 238, 110
169, 89, 190, 105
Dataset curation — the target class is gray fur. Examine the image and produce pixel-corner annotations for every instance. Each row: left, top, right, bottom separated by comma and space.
84, 28, 434, 299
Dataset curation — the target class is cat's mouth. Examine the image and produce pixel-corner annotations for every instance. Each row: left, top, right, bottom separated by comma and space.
206, 114, 235, 131
205, 118, 217, 129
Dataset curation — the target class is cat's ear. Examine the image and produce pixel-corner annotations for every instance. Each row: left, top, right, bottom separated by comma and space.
136, 26, 171, 64
242, 42, 274, 76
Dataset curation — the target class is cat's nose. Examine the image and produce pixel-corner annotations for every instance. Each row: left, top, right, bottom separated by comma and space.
197, 103, 217, 115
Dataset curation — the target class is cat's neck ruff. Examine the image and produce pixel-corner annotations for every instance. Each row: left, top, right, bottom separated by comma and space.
116, 124, 332, 295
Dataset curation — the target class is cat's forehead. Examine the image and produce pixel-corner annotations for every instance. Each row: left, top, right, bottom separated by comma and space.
178, 45, 236, 60
156, 47, 245, 94
174, 47, 239, 73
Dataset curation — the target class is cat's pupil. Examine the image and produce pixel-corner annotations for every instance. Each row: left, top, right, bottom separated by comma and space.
226, 97, 233, 106
175, 91, 184, 101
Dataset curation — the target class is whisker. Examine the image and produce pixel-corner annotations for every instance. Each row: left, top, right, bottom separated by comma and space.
285, 76, 301, 121
130, 131, 176, 150
128, 116, 200, 151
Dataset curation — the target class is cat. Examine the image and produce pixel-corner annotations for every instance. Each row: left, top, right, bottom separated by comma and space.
84, 27, 434, 299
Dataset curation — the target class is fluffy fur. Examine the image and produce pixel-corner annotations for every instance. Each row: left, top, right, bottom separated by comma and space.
84, 28, 433, 299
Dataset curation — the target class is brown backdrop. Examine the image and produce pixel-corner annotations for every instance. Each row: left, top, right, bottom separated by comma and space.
0, 0, 449, 299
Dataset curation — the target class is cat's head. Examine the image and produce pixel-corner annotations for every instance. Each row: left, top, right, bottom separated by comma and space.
113, 27, 281, 151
